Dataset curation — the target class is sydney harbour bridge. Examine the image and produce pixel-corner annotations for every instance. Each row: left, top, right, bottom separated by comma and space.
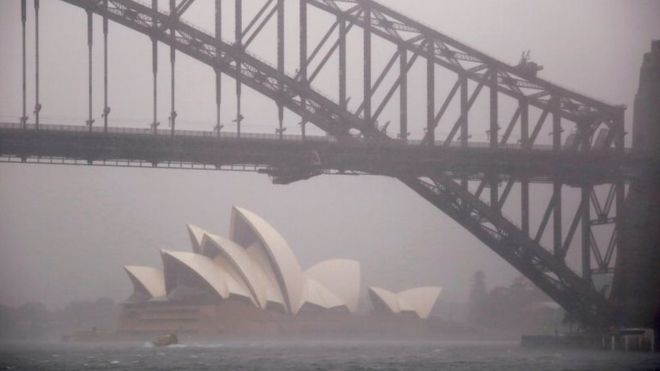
0, 0, 658, 330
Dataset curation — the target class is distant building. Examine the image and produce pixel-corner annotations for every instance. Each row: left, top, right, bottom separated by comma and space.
119, 206, 441, 336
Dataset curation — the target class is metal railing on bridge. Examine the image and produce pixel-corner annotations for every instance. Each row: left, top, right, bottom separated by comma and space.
3, 122, 623, 153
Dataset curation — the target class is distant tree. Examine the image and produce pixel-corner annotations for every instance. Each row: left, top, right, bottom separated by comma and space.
0, 305, 18, 337
16, 302, 50, 336
58, 298, 117, 329
17, 302, 49, 322
468, 270, 488, 325
484, 276, 561, 333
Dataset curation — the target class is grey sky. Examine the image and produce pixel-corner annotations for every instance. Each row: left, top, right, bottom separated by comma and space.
0, 0, 658, 309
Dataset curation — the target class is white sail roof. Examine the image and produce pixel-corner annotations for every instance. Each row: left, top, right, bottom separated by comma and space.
161, 250, 252, 302
368, 286, 441, 319
397, 287, 442, 319
305, 260, 361, 312
126, 208, 445, 319
212, 253, 258, 306
246, 242, 287, 310
300, 278, 346, 311
124, 266, 166, 299
230, 207, 304, 313
202, 233, 267, 308
187, 224, 207, 254
368, 287, 400, 313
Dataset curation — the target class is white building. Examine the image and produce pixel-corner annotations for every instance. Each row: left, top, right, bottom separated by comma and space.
121, 207, 441, 335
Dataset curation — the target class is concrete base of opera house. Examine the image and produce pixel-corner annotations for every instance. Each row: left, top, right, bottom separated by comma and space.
117, 300, 437, 339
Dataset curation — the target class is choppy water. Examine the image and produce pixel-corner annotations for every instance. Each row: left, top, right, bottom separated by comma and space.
1, 340, 659, 370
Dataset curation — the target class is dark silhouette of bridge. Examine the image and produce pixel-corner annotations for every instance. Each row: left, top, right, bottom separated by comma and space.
1, 0, 657, 330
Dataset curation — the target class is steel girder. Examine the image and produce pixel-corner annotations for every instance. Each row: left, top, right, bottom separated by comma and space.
64, 0, 626, 151
56, 0, 625, 326
292, 0, 626, 325
0, 123, 643, 184
403, 175, 619, 327
60, 0, 379, 140
306, 0, 626, 147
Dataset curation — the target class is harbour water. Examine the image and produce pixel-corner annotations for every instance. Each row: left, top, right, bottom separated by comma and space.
1, 340, 659, 370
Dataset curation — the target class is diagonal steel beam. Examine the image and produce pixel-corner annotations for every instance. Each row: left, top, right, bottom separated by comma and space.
402, 174, 618, 328
242, 3, 278, 49
499, 106, 522, 146
371, 40, 428, 124
355, 49, 401, 117
529, 104, 551, 146
443, 75, 487, 147
156, 0, 195, 33
64, 0, 369, 138
562, 197, 586, 258
60, 0, 624, 330
307, 0, 623, 126
497, 178, 515, 210
308, 14, 360, 84
242, 0, 275, 40
421, 77, 461, 146
535, 194, 555, 244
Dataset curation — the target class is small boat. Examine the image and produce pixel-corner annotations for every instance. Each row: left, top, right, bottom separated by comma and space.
151, 333, 178, 347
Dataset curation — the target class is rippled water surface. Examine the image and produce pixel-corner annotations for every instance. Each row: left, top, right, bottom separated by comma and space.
1, 340, 659, 370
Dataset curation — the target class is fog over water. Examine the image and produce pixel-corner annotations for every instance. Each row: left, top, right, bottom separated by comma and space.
1, 341, 660, 371
0, 0, 658, 315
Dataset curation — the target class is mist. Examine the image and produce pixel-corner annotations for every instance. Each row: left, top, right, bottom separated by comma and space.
0, 0, 658, 358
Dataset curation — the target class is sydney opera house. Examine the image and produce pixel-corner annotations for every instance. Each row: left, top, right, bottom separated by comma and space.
119, 207, 441, 336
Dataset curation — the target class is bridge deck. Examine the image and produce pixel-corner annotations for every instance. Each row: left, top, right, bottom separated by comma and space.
0, 123, 643, 185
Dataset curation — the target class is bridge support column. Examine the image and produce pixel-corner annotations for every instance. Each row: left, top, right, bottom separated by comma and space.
490, 174, 499, 212
235, 0, 242, 139
521, 177, 530, 237
520, 99, 529, 149
215, 0, 222, 137
34, 0, 40, 129
460, 75, 468, 148
21, 0, 27, 129
277, 0, 285, 140
615, 178, 625, 272
299, 0, 307, 139
426, 43, 435, 145
339, 17, 346, 112
459, 72, 470, 202
102, 0, 109, 133
553, 96, 562, 151
86, 9, 94, 132
169, 0, 177, 137
151, 0, 158, 134
581, 186, 592, 284
363, 2, 371, 127
489, 69, 498, 148
615, 108, 626, 153
399, 47, 408, 142
553, 182, 563, 257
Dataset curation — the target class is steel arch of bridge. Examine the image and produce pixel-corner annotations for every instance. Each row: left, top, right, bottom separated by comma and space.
9, 0, 636, 327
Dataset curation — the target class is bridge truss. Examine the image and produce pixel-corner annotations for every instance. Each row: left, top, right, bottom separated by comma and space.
2, 0, 645, 327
